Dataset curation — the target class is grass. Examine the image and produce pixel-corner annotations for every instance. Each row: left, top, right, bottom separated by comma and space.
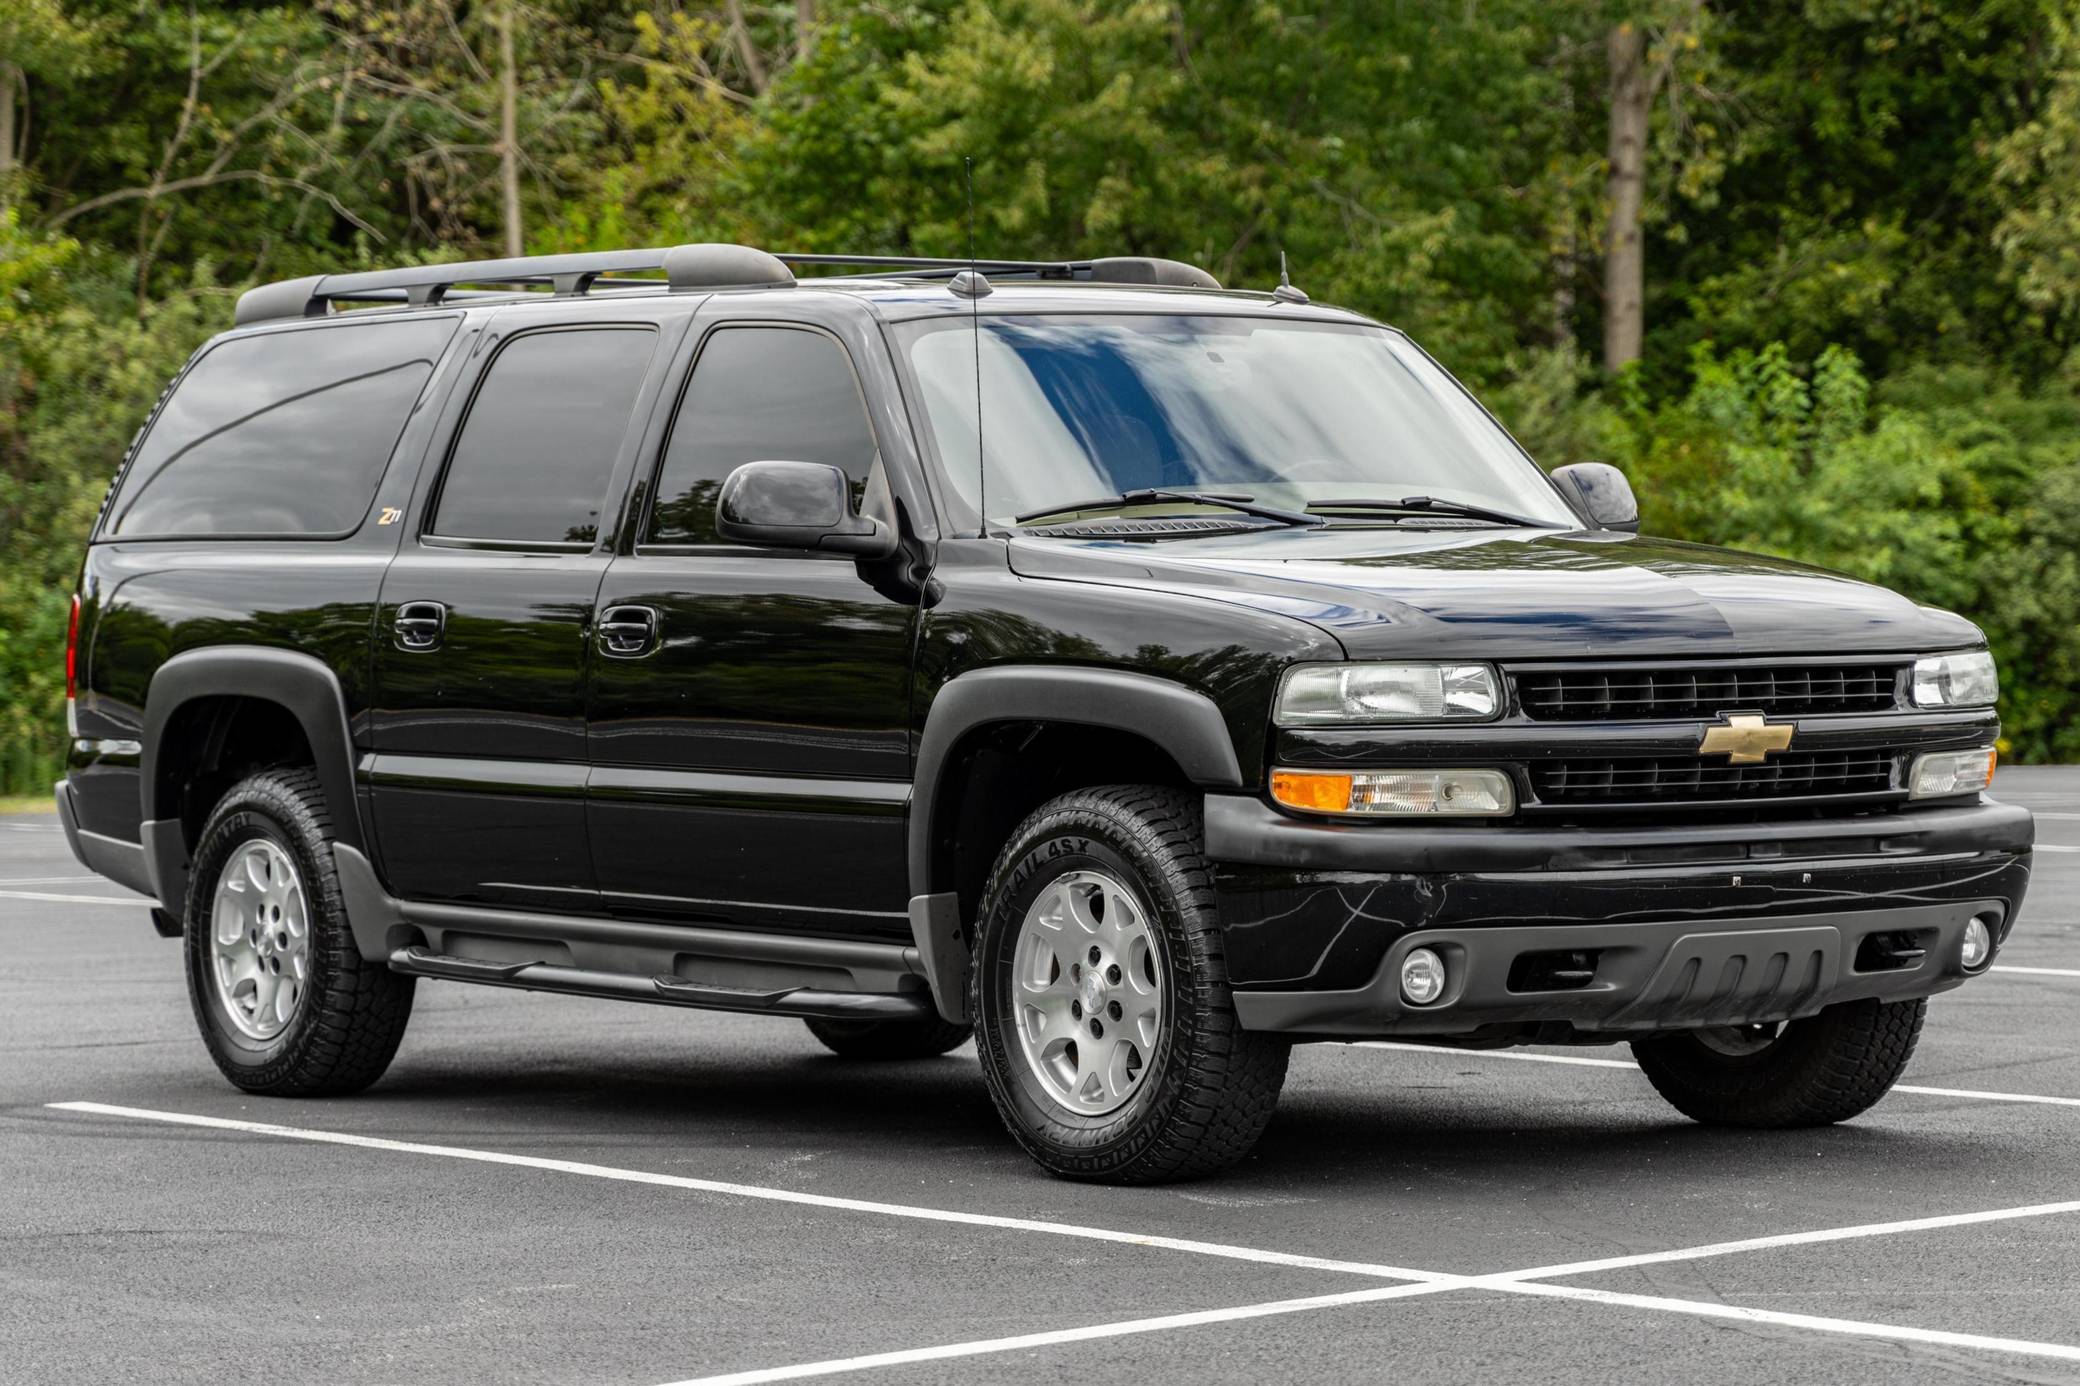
0, 793, 51, 815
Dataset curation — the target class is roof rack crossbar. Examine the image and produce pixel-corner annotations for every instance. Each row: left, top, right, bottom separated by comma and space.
235, 243, 794, 326
788, 254, 1221, 290
776, 253, 1084, 272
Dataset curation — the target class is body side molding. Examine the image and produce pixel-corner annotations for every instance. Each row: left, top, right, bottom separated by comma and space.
907, 666, 1245, 899
141, 646, 367, 853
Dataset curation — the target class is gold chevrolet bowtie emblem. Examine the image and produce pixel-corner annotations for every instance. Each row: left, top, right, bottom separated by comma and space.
1699, 713, 1796, 765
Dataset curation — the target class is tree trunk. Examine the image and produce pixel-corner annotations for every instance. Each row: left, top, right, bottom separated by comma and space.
0, 64, 19, 187
797, 0, 817, 65
727, 0, 769, 95
1603, 22, 1648, 372
498, 0, 521, 258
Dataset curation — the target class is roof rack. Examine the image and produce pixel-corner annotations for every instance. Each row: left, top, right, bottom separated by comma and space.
233, 244, 1223, 326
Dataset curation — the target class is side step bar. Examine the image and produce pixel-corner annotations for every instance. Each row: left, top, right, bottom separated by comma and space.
389, 946, 935, 1022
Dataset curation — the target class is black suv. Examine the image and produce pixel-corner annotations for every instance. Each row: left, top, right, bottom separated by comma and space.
56, 243, 2032, 1183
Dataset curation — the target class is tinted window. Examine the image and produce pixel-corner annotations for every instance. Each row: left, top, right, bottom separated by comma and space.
432, 327, 655, 544
108, 316, 457, 537
649, 327, 877, 544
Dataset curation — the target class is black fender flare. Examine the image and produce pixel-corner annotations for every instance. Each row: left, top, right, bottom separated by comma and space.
141, 647, 367, 857
907, 666, 1244, 899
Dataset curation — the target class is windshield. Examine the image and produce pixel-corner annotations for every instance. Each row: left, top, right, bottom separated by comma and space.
893, 314, 1579, 529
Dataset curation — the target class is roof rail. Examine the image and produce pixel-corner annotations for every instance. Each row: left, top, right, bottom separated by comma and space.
233, 245, 1223, 326
234, 243, 794, 326
781, 253, 1220, 290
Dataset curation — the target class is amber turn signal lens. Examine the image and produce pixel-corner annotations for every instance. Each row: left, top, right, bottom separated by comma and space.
1270, 770, 1354, 813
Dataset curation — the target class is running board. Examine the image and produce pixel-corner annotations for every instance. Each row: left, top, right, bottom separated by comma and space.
388, 946, 934, 1021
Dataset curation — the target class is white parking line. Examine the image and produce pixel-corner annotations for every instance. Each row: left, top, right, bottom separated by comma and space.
0, 890, 148, 907
2032, 844, 2080, 853
41, 1101, 1445, 1284
46, 1100, 2080, 1381
1485, 1196, 2080, 1282
662, 1211, 2080, 1384
1359, 1041, 2080, 1108
0, 875, 105, 885
1994, 963, 2080, 978
656, 1282, 1461, 1386
1496, 1281, 2080, 1363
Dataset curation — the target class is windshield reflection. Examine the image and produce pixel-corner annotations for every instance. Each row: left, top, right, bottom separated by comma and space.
896, 314, 1578, 529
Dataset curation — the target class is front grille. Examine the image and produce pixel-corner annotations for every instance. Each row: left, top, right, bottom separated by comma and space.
1515, 663, 1903, 721
1531, 748, 1899, 807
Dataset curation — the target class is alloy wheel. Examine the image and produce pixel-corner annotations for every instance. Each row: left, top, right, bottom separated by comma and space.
1011, 868, 1164, 1115
209, 838, 311, 1041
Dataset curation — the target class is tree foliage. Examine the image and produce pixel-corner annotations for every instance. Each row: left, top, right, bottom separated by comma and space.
4, 0, 2080, 788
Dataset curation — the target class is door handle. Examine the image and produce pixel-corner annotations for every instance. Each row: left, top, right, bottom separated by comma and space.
393, 601, 446, 651
597, 605, 659, 658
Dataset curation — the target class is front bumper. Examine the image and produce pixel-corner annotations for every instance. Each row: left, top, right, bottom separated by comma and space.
1207, 794, 2032, 1040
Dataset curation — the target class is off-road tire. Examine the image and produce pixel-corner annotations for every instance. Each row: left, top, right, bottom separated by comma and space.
970, 785, 1290, 1183
1631, 997, 1926, 1128
183, 768, 414, 1096
803, 1015, 972, 1059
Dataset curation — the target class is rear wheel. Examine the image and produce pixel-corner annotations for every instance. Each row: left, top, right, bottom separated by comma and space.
1631, 997, 1926, 1128
803, 1015, 971, 1059
970, 785, 1289, 1183
183, 768, 414, 1096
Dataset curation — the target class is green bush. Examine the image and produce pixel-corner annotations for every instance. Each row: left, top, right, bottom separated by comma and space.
1579, 342, 2080, 760
0, 218, 222, 794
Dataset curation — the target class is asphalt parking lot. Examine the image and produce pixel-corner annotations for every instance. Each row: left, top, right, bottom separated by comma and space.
5, 770, 2078, 1386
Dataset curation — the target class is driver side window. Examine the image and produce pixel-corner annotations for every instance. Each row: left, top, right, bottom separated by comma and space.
647, 325, 878, 545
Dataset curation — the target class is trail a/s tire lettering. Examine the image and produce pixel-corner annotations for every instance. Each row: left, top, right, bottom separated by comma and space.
1009, 836, 1095, 892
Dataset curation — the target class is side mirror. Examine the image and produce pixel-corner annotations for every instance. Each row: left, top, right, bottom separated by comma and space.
1549, 462, 1639, 533
715, 460, 897, 559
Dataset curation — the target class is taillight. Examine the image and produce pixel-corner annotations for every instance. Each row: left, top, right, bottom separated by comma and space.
65, 594, 80, 702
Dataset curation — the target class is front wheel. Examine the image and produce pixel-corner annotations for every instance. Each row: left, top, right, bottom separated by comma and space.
1630, 997, 1926, 1128
970, 785, 1289, 1183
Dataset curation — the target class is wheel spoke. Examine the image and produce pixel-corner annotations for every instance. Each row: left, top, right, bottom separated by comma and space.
1062, 881, 1103, 935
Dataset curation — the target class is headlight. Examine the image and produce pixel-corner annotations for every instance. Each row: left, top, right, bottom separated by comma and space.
1271, 768, 1515, 817
1912, 651, 1997, 708
1276, 663, 1500, 725
1908, 747, 1996, 799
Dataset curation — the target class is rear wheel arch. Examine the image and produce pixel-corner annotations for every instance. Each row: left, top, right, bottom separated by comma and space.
143, 648, 367, 871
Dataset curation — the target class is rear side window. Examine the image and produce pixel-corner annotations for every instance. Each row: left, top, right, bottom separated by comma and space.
431, 327, 656, 545
648, 326, 878, 545
107, 316, 458, 538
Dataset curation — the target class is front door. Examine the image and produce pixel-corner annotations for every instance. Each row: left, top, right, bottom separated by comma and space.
587, 314, 917, 941
369, 311, 665, 909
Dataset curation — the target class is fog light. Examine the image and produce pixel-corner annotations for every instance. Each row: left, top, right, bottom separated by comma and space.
1908, 747, 1996, 799
1961, 914, 1994, 971
1400, 947, 1447, 1006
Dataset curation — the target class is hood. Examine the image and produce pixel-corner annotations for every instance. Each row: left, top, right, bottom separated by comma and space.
1005, 526, 1983, 659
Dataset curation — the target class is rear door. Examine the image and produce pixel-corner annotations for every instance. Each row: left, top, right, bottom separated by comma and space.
586, 303, 918, 940
368, 302, 679, 910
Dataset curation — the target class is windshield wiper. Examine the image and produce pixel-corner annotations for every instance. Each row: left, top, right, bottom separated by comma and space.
1015, 489, 1326, 528
1305, 495, 1563, 529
